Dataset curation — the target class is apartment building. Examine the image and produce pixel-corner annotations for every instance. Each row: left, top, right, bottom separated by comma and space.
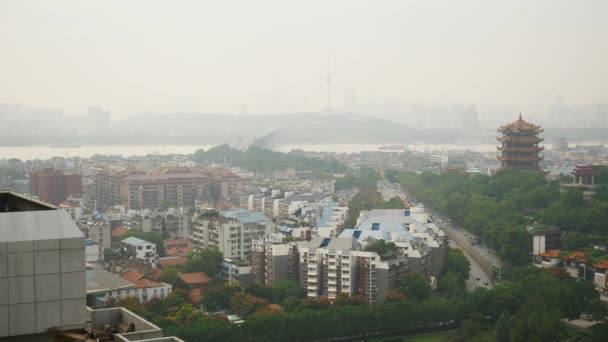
129, 208, 163, 234
222, 259, 254, 285
164, 207, 189, 239
92, 169, 139, 210
251, 237, 300, 285
239, 192, 328, 219
29, 168, 83, 205
77, 218, 112, 251
346, 207, 447, 277
299, 237, 407, 305
190, 208, 273, 260
120, 167, 241, 210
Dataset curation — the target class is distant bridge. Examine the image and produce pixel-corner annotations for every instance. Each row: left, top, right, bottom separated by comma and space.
229, 129, 279, 151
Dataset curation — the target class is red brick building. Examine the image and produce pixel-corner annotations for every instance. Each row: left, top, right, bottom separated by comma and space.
29, 168, 83, 205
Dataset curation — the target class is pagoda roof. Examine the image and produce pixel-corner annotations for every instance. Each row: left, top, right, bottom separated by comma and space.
498, 114, 543, 133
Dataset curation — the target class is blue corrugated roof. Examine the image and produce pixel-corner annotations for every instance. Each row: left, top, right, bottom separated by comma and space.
319, 238, 331, 248
279, 226, 293, 233
220, 208, 271, 224
121, 237, 148, 246
371, 223, 380, 230
353, 230, 362, 238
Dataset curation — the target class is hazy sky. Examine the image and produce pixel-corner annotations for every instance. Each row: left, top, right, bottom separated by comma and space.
1, 0, 607, 119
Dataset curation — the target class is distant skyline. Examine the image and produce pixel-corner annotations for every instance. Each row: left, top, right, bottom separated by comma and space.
1, 0, 607, 120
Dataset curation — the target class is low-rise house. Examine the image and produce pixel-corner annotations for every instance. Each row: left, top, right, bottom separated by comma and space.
535, 249, 561, 267
86, 263, 136, 306
120, 269, 173, 301
563, 251, 588, 278
179, 272, 212, 303
121, 237, 159, 267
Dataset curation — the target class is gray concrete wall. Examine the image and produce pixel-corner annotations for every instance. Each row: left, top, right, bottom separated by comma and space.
0, 237, 86, 338
375, 268, 389, 304
87, 307, 160, 332
272, 255, 289, 282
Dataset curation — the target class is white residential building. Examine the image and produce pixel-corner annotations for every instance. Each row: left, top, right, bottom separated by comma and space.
191, 208, 273, 260
299, 237, 407, 305
120, 237, 159, 267
85, 265, 171, 305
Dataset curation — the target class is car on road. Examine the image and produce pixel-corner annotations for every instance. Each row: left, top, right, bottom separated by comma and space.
483, 280, 489, 286
475, 276, 480, 281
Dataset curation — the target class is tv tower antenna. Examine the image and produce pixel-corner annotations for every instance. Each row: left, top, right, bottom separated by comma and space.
326, 51, 332, 112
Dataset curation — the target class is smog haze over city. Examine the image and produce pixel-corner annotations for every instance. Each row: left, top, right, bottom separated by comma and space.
1, 0, 608, 151
2, 2, 608, 342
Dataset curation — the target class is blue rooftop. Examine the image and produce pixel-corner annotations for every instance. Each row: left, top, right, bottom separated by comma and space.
279, 226, 293, 233
371, 223, 380, 230
121, 236, 149, 246
319, 238, 331, 248
220, 208, 271, 224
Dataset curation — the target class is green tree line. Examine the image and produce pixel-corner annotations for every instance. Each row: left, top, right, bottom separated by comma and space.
193, 144, 348, 175
396, 169, 608, 265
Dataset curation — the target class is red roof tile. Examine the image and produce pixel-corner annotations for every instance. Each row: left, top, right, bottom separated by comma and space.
131, 278, 163, 289
593, 261, 608, 270
539, 249, 560, 258
112, 227, 129, 238
179, 272, 211, 285
159, 257, 187, 267
164, 239, 191, 248
564, 251, 588, 263
165, 247, 192, 257
121, 269, 166, 288
120, 269, 144, 283
149, 267, 162, 280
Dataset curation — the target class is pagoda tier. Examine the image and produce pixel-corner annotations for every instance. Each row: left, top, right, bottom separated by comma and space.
497, 145, 544, 153
497, 136, 544, 144
497, 155, 543, 162
496, 114, 546, 173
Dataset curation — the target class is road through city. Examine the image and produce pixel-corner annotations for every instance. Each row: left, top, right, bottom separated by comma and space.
378, 180, 501, 292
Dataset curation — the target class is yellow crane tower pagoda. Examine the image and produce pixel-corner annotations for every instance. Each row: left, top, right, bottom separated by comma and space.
497, 114, 545, 172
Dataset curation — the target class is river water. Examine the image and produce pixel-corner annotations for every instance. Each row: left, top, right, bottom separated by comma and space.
1, 141, 603, 160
